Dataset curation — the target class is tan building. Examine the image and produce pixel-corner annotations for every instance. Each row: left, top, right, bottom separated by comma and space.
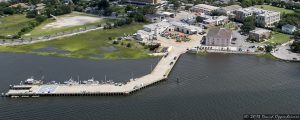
191, 4, 219, 14
206, 28, 233, 46
234, 7, 280, 28
127, 0, 161, 5
249, 28, 271, 42
216, 5, 242, 15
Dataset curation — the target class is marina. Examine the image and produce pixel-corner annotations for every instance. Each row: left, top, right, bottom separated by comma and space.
3, 47, 186, 97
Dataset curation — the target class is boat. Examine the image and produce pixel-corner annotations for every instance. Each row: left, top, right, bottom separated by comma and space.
64, 77, 79, 85
24, 76, 43, 85
82, 78, 99, 85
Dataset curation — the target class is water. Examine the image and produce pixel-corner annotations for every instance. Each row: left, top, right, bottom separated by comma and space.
0, 53, 300, 120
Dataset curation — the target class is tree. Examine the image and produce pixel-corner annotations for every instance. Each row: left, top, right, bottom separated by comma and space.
241, 16, 256, 33
35, 15, 47, 23
125, 5, 135, 12
196, 16, 204, 23
290, 41, 300, 53
241, 0, 253, 8
294, 31, 300, 41
97, 0, 109, 10
257, 0, 264, 5
126, 43, 131, 48
163, 6, 168, 11
3, 7, 14, 15
134, 13, 146, 22
265, 45, 274, 53
142, 5, 157, 15
26, 10, 38, 18
170, 0, 180, 13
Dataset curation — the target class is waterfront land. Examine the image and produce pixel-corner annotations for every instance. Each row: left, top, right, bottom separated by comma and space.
0, 14, 33, 37
24, 12, 113, 38
0, 23, 150, 60
255, 5, 296, 14
265, 32, 292, 45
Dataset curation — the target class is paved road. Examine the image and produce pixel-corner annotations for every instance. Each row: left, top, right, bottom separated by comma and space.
271, 40, 300, 61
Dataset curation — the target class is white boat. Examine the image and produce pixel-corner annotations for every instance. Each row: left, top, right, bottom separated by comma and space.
24, 76, 43, 85
82, 78, 99, 85
64, 78, 79, 85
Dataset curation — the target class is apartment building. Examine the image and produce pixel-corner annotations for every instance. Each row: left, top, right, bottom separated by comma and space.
234, 7, 280, 28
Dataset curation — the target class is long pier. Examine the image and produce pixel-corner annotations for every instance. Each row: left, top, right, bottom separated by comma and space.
3, 47, 187, 97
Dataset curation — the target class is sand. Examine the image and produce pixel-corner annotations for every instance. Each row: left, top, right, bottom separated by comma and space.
43, 16, 101, 29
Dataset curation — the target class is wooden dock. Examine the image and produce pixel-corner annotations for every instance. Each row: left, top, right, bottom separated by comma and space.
3, 47, 187, 97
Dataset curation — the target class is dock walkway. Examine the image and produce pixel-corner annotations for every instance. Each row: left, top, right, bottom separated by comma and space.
4, 48, 186, 97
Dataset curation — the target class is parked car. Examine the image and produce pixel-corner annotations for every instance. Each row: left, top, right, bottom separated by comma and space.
164, 53, 169, 58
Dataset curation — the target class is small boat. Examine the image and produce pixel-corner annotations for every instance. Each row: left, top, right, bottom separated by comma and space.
82, 78, 99, 85
32, 96, 40, 98
64, 77, 79, 85
24, 76, 43, 85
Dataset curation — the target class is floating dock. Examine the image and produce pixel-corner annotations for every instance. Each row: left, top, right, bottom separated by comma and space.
3, 48, 186, 97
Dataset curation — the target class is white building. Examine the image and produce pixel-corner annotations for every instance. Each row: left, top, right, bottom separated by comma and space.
281, 24, 297, 34
200, 15, 229, 27
136, 22, 171, 41
234, 7, 280, 28
170, 21, 202, 34
206, 27, 233, 46
136, 21, 202, 42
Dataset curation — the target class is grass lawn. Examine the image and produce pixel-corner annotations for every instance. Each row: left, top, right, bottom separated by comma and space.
24, 12, 115, 38
256, 53, 277, 59
255, 5, 295, 14
223, 22, 237, 30
0, 23, 151, 60
0, 14, 33, 37
265, 32, 292, 45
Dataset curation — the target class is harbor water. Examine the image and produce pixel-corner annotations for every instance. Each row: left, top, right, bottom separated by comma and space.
0, 53, 300, 120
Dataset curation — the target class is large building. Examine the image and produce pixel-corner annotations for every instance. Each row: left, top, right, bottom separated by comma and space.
191, 4, 219, 14
216, 5, 242, 15
199, 15, 229, 27
205, 27, 233, 46
136, 21, 202, 42
234, 7, 280, 28
126, 0, 161, 5
136, 22, 171, 41
249, 28, 271, 42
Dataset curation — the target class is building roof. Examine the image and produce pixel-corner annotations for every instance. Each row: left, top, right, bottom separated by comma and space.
220, 5, 242, 12
9, 3, 30, 8
282, 24, 296, 30
250, 28, 271, 34
201, 15, 228, 23
194, 4, 219, 10
145, 14, 165, 19
144, 22, 171, 31
207, 27, 232, 39
161, 12, 174, 16
236, 7, 280, 17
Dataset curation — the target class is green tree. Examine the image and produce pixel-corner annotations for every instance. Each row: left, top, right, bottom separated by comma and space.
97, 0, 109, 10
142, 5, 157, 15
290, 41, 300, 53
26, 10, 38, 18
241, 16, 256, 33
196, 16, 204, 23
294, 31, 300, 41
